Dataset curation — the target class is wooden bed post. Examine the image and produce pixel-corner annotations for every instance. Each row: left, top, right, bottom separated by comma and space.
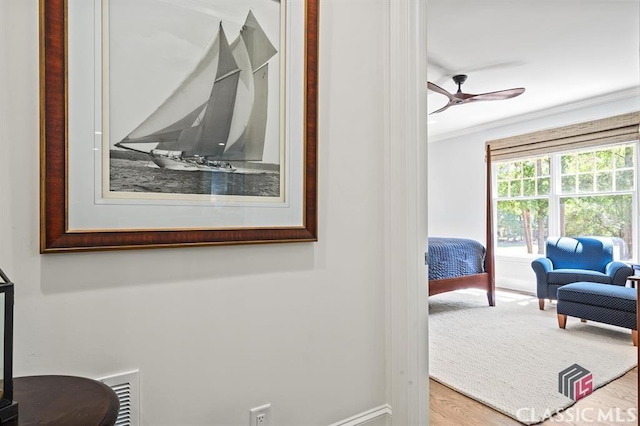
486, 144, 496, 306
426, 145, 498, 305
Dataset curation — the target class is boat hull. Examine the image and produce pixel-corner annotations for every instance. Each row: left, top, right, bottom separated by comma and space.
151, 155, 237, 173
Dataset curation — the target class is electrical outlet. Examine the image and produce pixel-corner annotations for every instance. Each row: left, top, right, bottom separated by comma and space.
250, 404, 271, 426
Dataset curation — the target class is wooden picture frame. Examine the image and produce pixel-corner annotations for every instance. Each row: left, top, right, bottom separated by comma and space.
40, 0, 318, 252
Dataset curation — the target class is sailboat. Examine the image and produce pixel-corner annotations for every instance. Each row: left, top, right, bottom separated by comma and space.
114, 11, 278, 173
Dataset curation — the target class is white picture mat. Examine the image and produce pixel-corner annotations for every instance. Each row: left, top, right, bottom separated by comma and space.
67, 0, 305, 231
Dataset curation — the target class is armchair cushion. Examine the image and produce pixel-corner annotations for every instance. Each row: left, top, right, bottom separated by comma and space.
546, 236, 613, 272
547, 269, 610, 285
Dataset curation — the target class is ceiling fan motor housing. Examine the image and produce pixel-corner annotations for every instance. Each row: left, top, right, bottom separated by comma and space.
452, 74, 468, 85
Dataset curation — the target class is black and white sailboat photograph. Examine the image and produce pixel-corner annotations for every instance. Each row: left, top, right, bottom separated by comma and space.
105, 0, 282, 199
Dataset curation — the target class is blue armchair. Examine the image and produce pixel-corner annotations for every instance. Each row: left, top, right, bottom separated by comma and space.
531, 236, 633, 310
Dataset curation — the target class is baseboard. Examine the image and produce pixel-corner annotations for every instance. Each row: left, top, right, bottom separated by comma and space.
328, 405, 392, 426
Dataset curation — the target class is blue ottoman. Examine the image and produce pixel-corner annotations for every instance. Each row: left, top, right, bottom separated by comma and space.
556, 282, 637, 346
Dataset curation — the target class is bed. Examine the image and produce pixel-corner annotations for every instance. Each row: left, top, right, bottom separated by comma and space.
427, 146, 496, 306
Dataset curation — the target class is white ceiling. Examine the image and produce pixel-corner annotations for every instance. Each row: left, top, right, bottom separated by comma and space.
426, 0, 640, 140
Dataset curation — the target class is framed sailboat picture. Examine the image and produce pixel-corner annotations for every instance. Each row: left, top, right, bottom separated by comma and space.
40, 0, 318, 252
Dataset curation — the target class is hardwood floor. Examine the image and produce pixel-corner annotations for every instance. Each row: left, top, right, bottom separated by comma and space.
430, 367, 638, 425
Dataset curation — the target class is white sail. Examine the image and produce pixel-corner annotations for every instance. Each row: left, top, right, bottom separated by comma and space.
125, 29, 223, 141
224, 10, 278, 155
225, 34, 255, 149
223, 63, 270, 160
222, 11, 277, 161
242, 10, 278, 71
185, 25, 240, 157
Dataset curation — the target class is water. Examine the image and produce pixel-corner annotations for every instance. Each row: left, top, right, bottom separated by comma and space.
110, 158, 280, 197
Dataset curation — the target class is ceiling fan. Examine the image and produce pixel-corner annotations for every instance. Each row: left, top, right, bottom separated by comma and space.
427, 74, 525, 114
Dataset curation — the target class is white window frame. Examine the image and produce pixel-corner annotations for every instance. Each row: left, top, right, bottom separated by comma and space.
492, 140, 640, 262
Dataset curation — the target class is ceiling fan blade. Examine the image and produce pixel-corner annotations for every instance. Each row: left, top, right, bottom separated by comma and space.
429, 102, 454, 115
468, 88, 525, 101
428, 73, 525, 114
427, 82, 455, 100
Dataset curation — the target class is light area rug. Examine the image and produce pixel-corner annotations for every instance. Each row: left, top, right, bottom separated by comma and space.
429, 289, 638, 425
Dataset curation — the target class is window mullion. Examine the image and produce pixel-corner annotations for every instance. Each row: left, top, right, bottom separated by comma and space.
548, 153, 561, 237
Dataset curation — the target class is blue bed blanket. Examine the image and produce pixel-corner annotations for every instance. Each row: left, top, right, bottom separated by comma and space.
428, 237, 486, 281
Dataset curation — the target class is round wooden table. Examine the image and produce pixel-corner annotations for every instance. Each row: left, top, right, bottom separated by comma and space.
7, 375, 119, 425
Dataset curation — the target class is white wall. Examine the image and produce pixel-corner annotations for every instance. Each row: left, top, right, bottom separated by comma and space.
428, 93, 640, 293
0, 1, 392, 425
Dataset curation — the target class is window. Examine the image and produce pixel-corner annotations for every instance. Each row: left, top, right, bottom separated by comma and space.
496, 157, 550, 256
494, 143, 638, 260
